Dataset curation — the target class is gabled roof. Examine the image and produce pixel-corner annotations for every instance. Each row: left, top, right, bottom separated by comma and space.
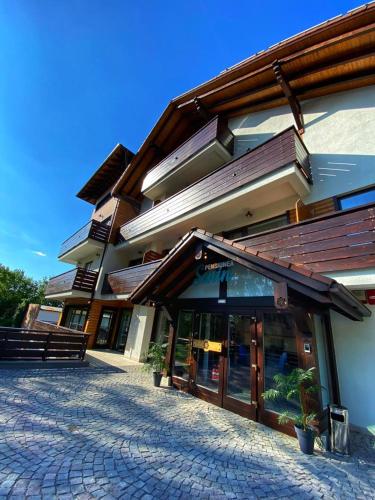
77, 144, 134, 204
112, 3, 375, 199
130, 229, 371, 321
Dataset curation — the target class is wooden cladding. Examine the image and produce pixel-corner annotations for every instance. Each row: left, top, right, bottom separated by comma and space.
59, 220, 110, 257
0, 327, 90, 361
120, 127, 310, 242
45, 268, 98, 296
102, 260, 161, 295
141, 116, 234, 193
143, 250, 162, 263
238, 203, 375, 273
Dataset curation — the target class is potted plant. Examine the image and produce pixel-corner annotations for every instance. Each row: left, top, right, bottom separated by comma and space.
143, 342, 167, 387
262, 367, 320, 454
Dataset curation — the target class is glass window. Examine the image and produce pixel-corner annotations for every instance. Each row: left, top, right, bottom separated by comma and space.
173, 311, 193, 380
115, 309, 132, 351
223, 214, 288, 240
96, 310, 115, 346
227, 315, 251, 403
65, 307, 87, 331
263, 313, 299, 415
195, 313, 225, 392
226, 264, 274, 297
314, 315, 333, 408
339, 187, 375, 210
179, 261, 274, 299
155, 310, 170, 344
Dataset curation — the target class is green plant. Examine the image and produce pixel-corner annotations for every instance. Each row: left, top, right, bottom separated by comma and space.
143, 342, 168, 373
262, 367, 320, 431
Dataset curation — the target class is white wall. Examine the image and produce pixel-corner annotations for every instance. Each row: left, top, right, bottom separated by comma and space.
124, 305, 155, 362
229, 86, 375, 204
331, 306, 375, 432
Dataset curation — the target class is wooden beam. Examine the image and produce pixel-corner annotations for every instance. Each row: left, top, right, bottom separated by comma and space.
193, 96, 210, 121
273, 61, 304, 134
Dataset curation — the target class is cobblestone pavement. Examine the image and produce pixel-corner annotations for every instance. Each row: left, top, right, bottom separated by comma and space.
0, 364, 374, 499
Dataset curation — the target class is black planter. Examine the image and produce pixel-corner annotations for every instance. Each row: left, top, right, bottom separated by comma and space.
153, 372, 162, 387
294, 425, 315, 454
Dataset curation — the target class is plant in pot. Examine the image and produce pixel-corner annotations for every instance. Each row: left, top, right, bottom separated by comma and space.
262, 367, 320, 454
143, 342, 167, 387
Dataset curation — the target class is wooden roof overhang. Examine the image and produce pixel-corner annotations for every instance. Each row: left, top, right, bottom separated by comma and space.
77, 144, 135, 204
129, 229, 371, 322
112, 3, 375, 200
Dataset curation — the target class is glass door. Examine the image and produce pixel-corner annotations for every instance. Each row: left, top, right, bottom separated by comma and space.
222, 314, 257, 419
95, 309, 116, 347
113, 309, 132, 351
190, 312, 226, 405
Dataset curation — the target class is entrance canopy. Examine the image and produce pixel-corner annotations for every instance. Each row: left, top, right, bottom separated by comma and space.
130, 229, 370, 321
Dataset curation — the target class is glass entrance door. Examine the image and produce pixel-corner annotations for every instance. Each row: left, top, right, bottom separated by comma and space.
190, 312, 226, 405
96, 309, 116, 347
113, 309, 132, 351
185, 311, 258, 417
222, 314, 257, 419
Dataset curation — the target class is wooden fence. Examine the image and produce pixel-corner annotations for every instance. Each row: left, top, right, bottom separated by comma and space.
0, 327, 91, 361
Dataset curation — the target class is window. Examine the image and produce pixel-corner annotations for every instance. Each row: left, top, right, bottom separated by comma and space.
65, 307, 87, 331
173, 311, 194, 380
338, 187, 375, 210
223, 214, 288, 240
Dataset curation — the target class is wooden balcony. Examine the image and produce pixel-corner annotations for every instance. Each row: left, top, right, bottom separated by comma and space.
59, 220, 110, 263
141, 116, 234, 200
45, 268, 98, 298
102, 260, 161, 296
121, 127, 311, 244
237, 203, 375, 273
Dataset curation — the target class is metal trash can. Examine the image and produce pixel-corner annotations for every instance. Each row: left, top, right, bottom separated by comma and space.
329, 404, 350, 455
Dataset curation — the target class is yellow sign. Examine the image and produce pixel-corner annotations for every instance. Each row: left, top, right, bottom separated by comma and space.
193, 339, 222, 353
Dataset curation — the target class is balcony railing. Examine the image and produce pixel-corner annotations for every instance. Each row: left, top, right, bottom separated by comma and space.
141, 115, 234, 196
59, 220, 110, 258
237, 203, 375, 273
102, 260, 161, 295
120, 126, 310, 242
45, 268, 98, 296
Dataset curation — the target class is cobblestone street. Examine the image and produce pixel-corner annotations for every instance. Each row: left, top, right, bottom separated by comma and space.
0, 359, 374, 499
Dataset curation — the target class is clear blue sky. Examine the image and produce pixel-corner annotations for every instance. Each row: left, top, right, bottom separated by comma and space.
0, 0, 363, 280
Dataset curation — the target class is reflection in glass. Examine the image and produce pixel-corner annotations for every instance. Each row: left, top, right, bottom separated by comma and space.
195, 313, 224, 392
314, 315, 332, 408
173, 311, 193, 380
227, 315, 251, 402
96, 310, 114, 345
155, 310, 170, 344
227, 265, 274, 297
115, 309, 132, 351
263, 313, 299, 415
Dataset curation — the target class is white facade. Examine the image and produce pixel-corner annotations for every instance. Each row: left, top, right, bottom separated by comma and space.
331, 307, 375, 432
229, 86, 375, 204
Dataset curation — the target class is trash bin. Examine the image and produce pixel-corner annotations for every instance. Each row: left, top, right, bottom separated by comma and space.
329, 404, 350, 455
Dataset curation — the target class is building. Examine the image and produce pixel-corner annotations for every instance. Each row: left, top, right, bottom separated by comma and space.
46, 4, 375, 435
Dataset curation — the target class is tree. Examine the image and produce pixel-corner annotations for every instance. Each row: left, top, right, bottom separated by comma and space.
0, 264, 61, 327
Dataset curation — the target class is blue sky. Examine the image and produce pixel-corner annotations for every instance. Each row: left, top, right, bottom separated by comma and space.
0, 0, 363, 280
